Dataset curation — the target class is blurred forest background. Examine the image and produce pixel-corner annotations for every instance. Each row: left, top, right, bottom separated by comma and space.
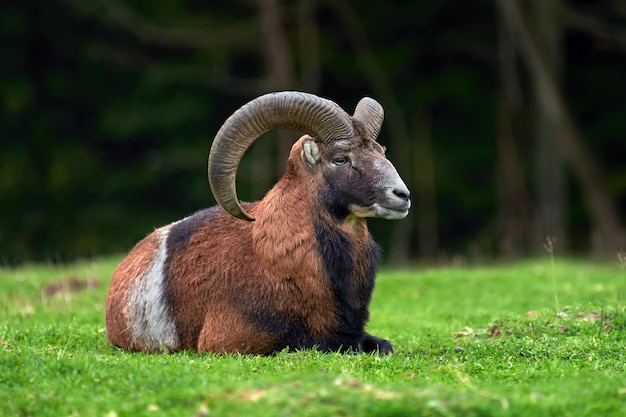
1, 0, 625, 265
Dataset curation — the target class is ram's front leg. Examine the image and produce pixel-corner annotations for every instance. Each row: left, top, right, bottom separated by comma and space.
361, 332, 393, 355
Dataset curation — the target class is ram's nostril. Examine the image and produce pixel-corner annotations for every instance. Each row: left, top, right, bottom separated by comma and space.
393, 189, 410, 201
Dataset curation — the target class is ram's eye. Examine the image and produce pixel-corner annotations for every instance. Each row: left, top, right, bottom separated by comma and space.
333, 157, 348, 166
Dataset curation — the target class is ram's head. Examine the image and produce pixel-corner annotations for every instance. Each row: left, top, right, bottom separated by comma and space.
208, 91, 410, 222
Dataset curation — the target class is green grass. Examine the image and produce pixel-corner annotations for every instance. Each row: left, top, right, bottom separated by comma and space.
1, 257, 625, 416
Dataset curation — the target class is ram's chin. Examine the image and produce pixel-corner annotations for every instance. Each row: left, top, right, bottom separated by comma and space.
349, 204, 409, 220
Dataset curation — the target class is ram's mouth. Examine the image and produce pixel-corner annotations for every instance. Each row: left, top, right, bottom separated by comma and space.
380, 207, 410, 220
349, 203, 410, 220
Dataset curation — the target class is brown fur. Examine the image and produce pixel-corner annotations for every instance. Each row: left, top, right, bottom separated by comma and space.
162, 211, 261, 351
197, 303, 278, 354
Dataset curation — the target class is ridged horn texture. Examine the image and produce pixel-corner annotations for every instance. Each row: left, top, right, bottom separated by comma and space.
208, 91, 355, 221
352, 97, 384, 140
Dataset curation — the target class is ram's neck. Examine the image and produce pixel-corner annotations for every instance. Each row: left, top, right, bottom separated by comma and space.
251, 171, 321, 278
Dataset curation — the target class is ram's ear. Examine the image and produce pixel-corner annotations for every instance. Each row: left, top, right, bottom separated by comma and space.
302, 138, 322, 168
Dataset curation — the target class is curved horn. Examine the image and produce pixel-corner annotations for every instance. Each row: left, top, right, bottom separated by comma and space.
208, 91, 354, 221
352, 97, 384, 140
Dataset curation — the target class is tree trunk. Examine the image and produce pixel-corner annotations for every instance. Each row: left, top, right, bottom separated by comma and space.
413, 112, 439, 261
528, 0, 568, 253
498, 0, 624, 256
496, 12, 532, 258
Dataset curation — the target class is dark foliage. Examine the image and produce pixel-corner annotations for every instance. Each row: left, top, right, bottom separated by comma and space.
1, 0, 624, 263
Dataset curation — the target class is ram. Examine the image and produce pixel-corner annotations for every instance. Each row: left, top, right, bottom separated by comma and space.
105, 91, 410, 355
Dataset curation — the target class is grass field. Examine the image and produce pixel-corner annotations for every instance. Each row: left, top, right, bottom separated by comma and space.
1, 256, 625, 416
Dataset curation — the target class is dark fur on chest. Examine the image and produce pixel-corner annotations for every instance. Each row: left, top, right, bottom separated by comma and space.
314, 218, 380, 350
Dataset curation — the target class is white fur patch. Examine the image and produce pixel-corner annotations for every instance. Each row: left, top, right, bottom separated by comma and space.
127, 225, 180, 352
